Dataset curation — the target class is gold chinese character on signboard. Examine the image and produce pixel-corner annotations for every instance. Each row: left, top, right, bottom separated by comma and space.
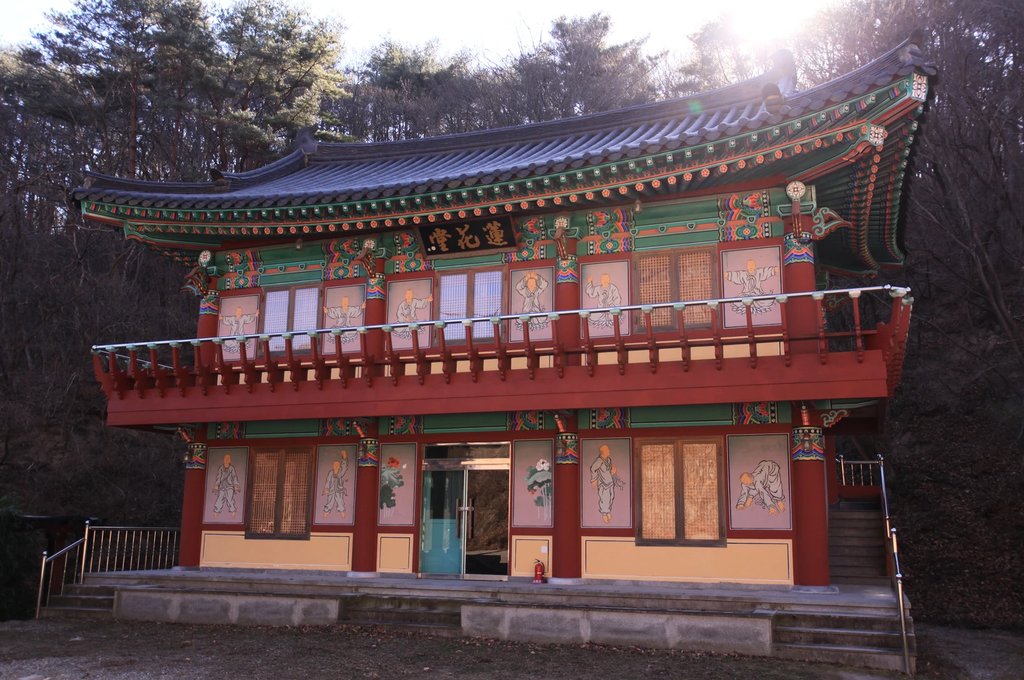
429, 227, 451, 252
456, 224, 480, 249
482, 220, 508, 247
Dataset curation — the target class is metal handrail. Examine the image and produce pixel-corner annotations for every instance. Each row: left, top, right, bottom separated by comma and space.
90, 284, 909, 352
35, 536, 86, 618
835, 455, 881, 486
877, 455, 912, 675
36, 522, 181, 618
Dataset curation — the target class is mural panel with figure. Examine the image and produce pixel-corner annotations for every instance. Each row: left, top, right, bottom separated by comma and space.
217, 295, 260, 360
321, 285, 366, 354
203, 447, 248, 524
378, 443, 416, 525
316, 445, 356, 525
386, 279, 433, 350
580, 260, 630, 338
512, 440, 554, 528
720, 246, 782, 328
727, 434, 791, 530
510, 267, 554, 343
581, 438, 632, 528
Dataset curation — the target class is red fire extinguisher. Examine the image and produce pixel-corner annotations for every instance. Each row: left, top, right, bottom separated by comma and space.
533, 559, 546, 584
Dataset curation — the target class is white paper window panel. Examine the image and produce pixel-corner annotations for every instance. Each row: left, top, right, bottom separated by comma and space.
472, 271, 503, 339
264, 290, 291, 353
291, 287, 320, 351
440, 273, 469, 342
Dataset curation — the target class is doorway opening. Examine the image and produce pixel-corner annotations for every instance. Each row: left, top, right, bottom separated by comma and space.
419, 443, 510, 579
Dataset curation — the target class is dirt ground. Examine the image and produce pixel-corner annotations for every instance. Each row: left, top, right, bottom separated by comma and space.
0, 618, 1020, 680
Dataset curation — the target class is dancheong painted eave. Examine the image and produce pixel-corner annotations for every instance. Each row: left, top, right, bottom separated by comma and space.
74, 38, 936, 276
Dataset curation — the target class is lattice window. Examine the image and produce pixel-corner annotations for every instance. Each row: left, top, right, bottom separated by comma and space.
246, 447, 313, 538
264, 290, 290, 353
678, 250, 713, 326
439, 273, 468, 342
437, 269, 504, 343
633, 248, 715, 332
683, 443, 719, 540
640, 443, 676, 540
262, 286, 321, 355
291, 287, 320, 351
636, 438, 723, 545
636, 253, 673, 330
472, 270, 503, 339
247, 451, 280, 536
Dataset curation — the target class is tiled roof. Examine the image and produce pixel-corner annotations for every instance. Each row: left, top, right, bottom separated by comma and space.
73, 40, 935, 210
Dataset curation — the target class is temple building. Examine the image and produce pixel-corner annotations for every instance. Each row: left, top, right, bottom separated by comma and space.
70, 38, 933, 672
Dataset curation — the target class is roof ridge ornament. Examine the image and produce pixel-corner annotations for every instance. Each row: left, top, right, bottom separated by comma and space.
294, 126, 319, 156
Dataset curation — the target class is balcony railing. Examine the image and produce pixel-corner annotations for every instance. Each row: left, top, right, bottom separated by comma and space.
91, 285, 912, 401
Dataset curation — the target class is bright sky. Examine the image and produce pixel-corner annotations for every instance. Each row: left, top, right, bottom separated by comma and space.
2, 0, 828, 63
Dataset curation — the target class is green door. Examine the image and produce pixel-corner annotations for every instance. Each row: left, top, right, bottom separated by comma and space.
419, 470, 464, 574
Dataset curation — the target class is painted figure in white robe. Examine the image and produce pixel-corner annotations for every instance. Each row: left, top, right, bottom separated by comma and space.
515, 270, 549, 331
726, 259, 779, 314
735, 459, 786, 516
324, 297, 365, 344
220, 307, 258, 354
322, 455, 349, 519
585, 273, 622, 328
590, 444, 618, 523
393, 288, 432, 339
211, 454, 240, 518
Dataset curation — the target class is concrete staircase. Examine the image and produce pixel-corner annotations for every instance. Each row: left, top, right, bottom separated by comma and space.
38, 584, 115, 619
829, 508, 890, 586
773, 611, 914, 673
338, 594, 463, 636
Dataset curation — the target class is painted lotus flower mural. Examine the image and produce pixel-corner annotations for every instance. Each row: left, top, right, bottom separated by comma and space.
524, 458, 553, 522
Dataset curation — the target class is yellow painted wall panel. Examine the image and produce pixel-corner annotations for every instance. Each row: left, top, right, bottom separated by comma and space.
377, 534, 414, 573
510, 536, 552, 577
200, 531, 352, 570
582, 537, 792, 584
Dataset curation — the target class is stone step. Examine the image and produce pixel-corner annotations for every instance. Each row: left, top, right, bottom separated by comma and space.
829, 532, 886, 544
340, 595, 464, 612
828, 510, 883, 520
828, 554, 887, 568
831, 575, 892, 587
46, 594, 114, 609
340, 606, 461, 627
340, 619, 463, 637
38, 606, 113, 620
831, 564, 887, 576
775, 625, 915, 651
829, 544, 886, 557
773, 642, 913, 673
774, 612, 909, 632
828, 523, 883, 533
66, 584, 117, 597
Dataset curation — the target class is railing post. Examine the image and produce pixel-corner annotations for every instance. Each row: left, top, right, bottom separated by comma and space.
79, 520, 90, 584
838, 454, 846, 486
892, 527, 911, 674
35, 551, 48, 619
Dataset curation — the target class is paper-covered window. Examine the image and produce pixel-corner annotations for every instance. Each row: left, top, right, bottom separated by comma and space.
246, 447, 313, 539
636, 438, 724, 545
437, 269, 504, 343
262, 286, 321, 355
633, 247, 715, 331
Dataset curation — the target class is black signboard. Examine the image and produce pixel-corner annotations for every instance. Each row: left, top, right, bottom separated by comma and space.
418, 215, 518, 259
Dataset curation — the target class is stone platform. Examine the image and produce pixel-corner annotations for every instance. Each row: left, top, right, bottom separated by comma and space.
72, 569, 914, 673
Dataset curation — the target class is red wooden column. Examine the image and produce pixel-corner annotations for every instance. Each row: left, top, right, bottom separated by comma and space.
781, 183, 818, 355
178, 440, 208, 567
196, 283, 220, 365
792, 406, 830, 586
351, 261, 386, 574
551, 236, 582, 580
781, 183, 830, 585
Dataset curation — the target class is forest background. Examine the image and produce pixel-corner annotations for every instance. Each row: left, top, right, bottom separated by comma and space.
0, 0, 1021, 626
